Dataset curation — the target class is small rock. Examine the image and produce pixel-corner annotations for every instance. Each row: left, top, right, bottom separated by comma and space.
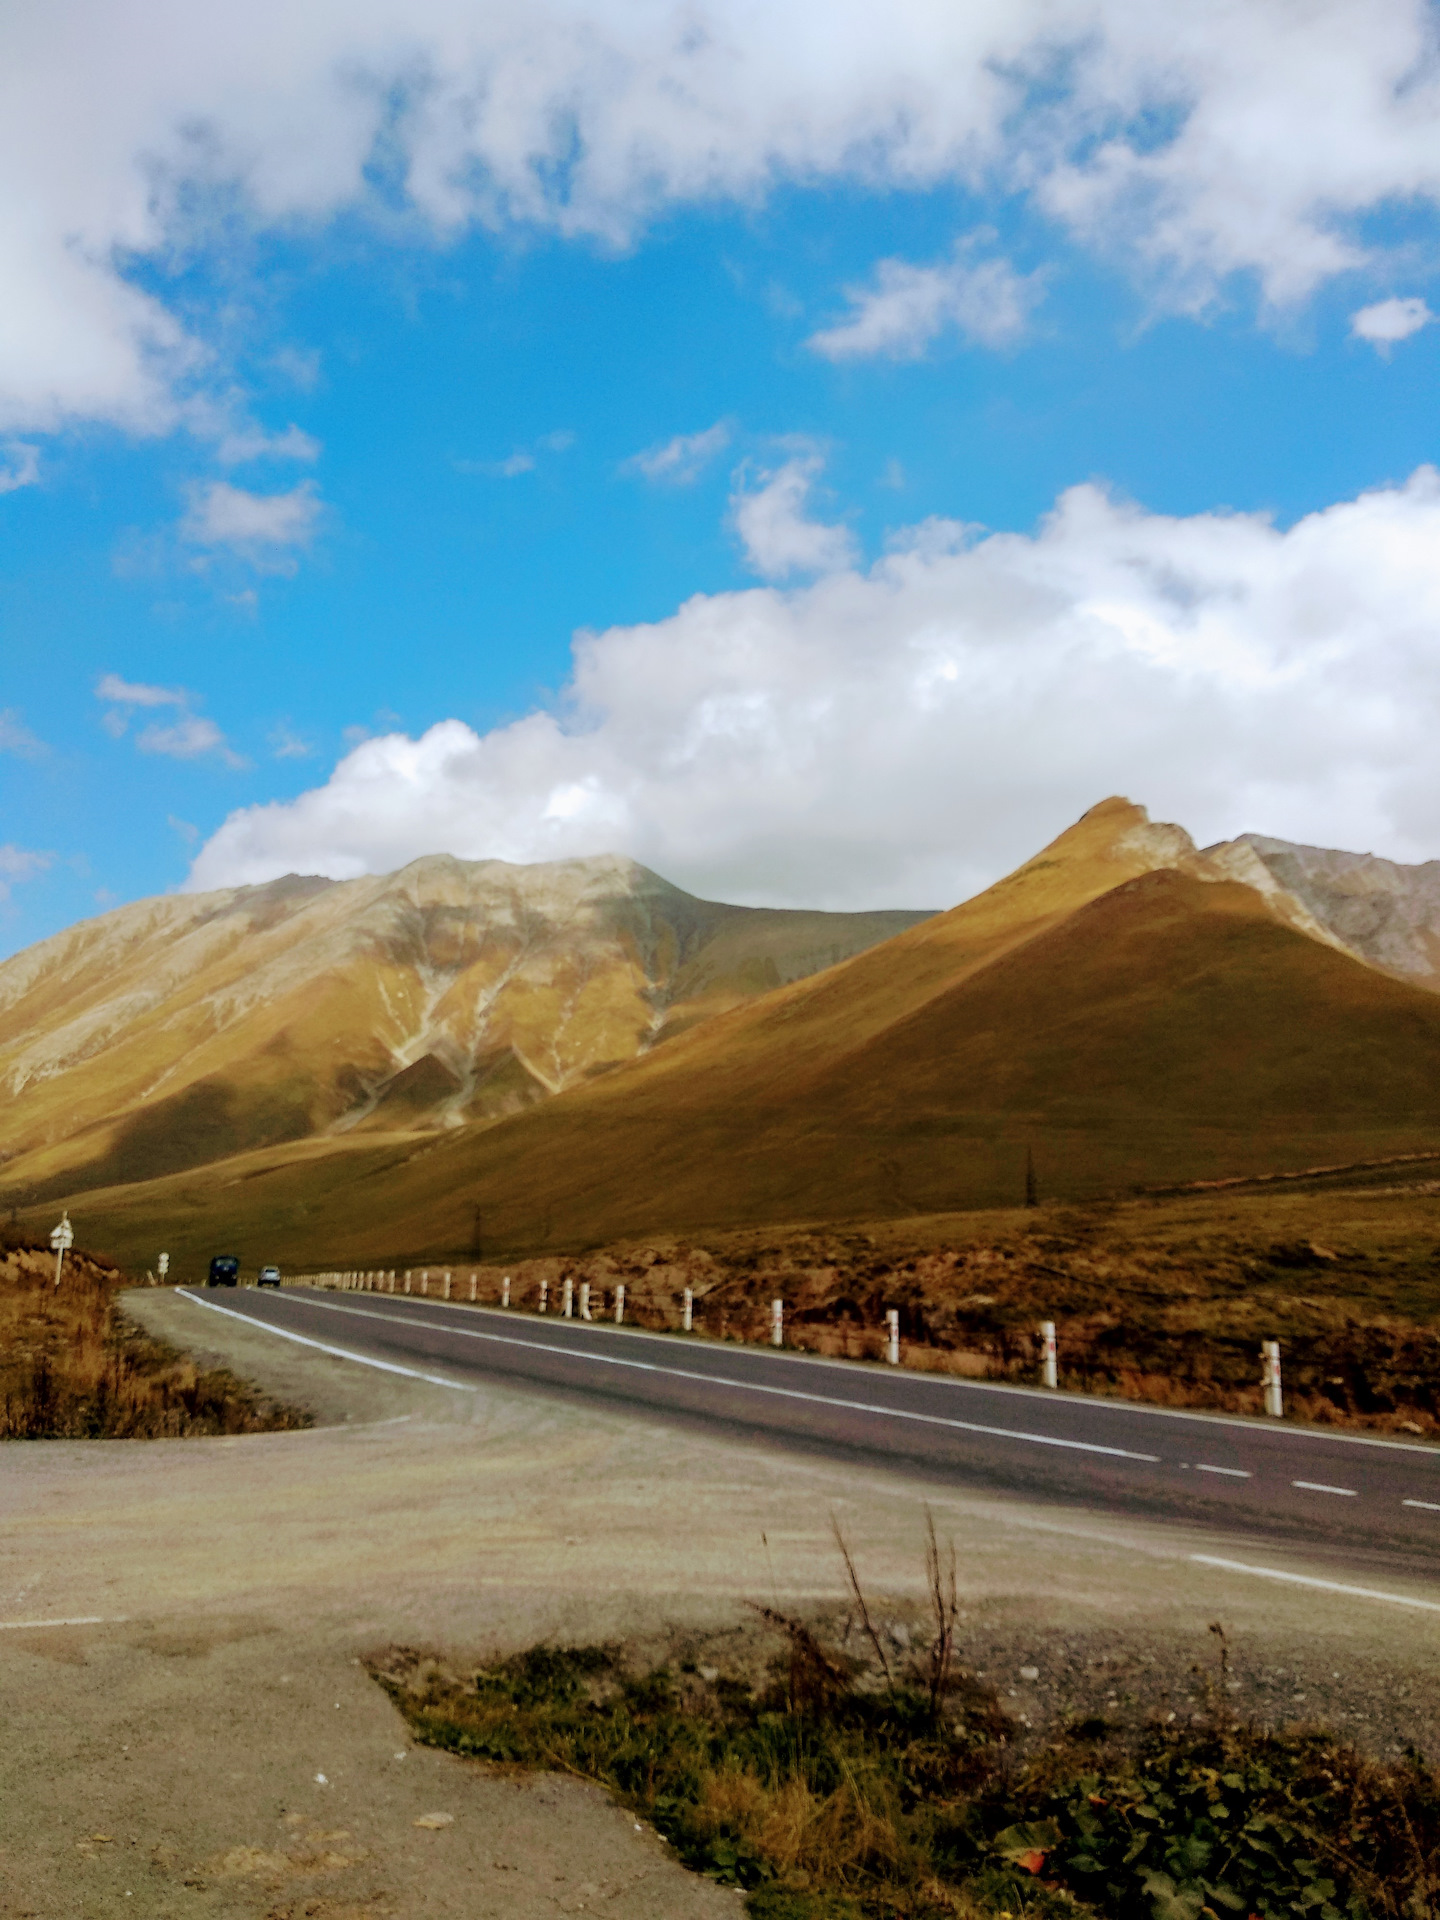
414, 1812, 454, 1830
889, 1624, 911, 1649
1019, 1666, 1039, 1681
314, 1774, 328, 1786
698, 1666, 719, 1683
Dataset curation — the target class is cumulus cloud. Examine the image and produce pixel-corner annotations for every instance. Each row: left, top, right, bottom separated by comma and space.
808, 244, 1043, 359
189, 466, 1440, 908
136, 714, 247, 767
0, 441, 40, 492
0, 845, 53, 900
0, 709, 45, 756
180, 479, 323, 570
622, 421, 732, 484
213, 422, 321, 465
96, 673, 245, 765
1351, 296, 1434, 348
5, 1, 1440, 434
730, 455, 857, 579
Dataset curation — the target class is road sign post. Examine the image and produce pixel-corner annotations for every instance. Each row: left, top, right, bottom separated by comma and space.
50, 1212, 74, 1290
157, 1251, 170, 1285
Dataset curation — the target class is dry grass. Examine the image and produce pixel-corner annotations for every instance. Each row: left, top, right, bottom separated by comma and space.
0, 1230, 308, 1439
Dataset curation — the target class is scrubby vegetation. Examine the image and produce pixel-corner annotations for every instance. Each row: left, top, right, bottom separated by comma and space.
374, 1543, 1440, 1919
439, 1181, 1440, 1434
0, 1225, 307, 1438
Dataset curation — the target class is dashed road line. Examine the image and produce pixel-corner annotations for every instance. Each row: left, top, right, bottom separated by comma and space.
0, 1615, 121, 1631
1195, 1465, 1251, 1478
1403, 1498, 1440, 1513
1292, 1480, 1358, 1497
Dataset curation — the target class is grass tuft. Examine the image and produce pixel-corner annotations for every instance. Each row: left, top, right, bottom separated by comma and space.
0, 1233, 308, 1439
371, 1555, 1440, 1918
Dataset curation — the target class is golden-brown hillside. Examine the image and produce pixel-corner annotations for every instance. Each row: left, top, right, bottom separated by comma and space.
29, 796, 1440, 1274
0, 853, 928, 1204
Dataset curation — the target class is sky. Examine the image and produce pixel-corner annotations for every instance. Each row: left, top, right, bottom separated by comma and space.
5, 0, 1440, 956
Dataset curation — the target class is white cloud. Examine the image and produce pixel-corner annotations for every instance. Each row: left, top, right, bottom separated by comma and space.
269, 722, 314, 760
730, 455, 857, 579
213, 422, 322, 465
94, 672, 187, 709
0, 844, 53, 900
1351, 296, 1434, 348
622, 421, 731, 484
96, 672, 245, 765
0, 441, 40, 492
136, 714, 247, 768
0, 709, 44, 755
5, 1, 1440, 434
180, 479, 323, 569
808, 244, 1043, 360
189, 466, 1440, 908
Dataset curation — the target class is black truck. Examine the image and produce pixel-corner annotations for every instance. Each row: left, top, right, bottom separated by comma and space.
207, 1255, 240, 1287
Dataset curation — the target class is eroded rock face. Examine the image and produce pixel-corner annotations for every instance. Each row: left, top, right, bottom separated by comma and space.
1195, 836, 1440, 989
0, 852, 930, 1198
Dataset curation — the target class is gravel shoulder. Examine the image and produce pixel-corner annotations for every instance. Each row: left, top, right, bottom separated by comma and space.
2, 1287, 1437, 1920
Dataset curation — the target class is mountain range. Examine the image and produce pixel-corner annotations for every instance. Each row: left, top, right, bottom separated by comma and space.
7, 797, 1440, 1268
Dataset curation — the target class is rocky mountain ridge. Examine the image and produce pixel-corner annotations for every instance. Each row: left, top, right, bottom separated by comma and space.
0, 852, 930, 1200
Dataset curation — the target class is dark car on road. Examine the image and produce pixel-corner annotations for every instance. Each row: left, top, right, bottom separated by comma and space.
207, 1255, 240, 1287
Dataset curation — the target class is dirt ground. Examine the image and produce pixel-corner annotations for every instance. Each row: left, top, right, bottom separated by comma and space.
3, 1290, 1439, 1920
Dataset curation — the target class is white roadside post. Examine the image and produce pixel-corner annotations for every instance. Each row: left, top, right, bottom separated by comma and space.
615, 1283, 625, 1325
443, 1270, 452, 1300
421, 1270, 429, 1296
469, 1271, 477, 1303
50, 1213, 74, 1290
562, 1277, 573, 1319
502, 1275, 511, 1308
539, 1278, 549, 1314
579, 1282, 592, 1321
157, 1252, 170, 1287
404, 1271, 411, 1294
770, 1298, 784, 1348
682, 1288, 693, 1332
1262, 1340, 1284, 1418
1040, 1320, 1059, 1390
885, 1309, 900, 1366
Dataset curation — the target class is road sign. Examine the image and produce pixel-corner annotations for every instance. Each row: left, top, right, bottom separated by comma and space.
158, 1252, 170, 1278
50, 1212, 73, 1290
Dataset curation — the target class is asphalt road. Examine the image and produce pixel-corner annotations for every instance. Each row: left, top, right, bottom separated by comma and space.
183, 1284, 1440, 1579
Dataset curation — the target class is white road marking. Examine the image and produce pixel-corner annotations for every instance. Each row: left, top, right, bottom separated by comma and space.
1403, 1498, 1440, 1512
179, 1289, 478, 1391
1191, 1555, 1440, 1613
283, 1289, 1440, 1457
1195, 1465, 1251, 1478
0, 1615, 121, 1631
229, 1293, 1162, 1463
1292, 1480, 1358, 1497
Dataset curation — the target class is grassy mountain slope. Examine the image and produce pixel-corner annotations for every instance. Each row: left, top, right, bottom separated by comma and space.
0, 853, 928, 1203
36, 797, 1440, 1274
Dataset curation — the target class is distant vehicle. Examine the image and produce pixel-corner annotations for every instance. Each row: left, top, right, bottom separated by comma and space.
258, 1264, 281, 1288
207, 1255, 240, 1288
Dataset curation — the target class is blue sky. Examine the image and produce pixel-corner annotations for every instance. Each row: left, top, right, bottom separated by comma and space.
5, 0, 1440, 954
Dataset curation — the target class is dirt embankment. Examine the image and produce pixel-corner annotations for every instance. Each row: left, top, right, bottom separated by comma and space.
0, 1231, 307, 1438
397, 1204, 1440, 1435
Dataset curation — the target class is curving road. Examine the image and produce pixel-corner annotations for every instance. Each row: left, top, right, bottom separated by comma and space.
181, 1285, 1440, 1582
